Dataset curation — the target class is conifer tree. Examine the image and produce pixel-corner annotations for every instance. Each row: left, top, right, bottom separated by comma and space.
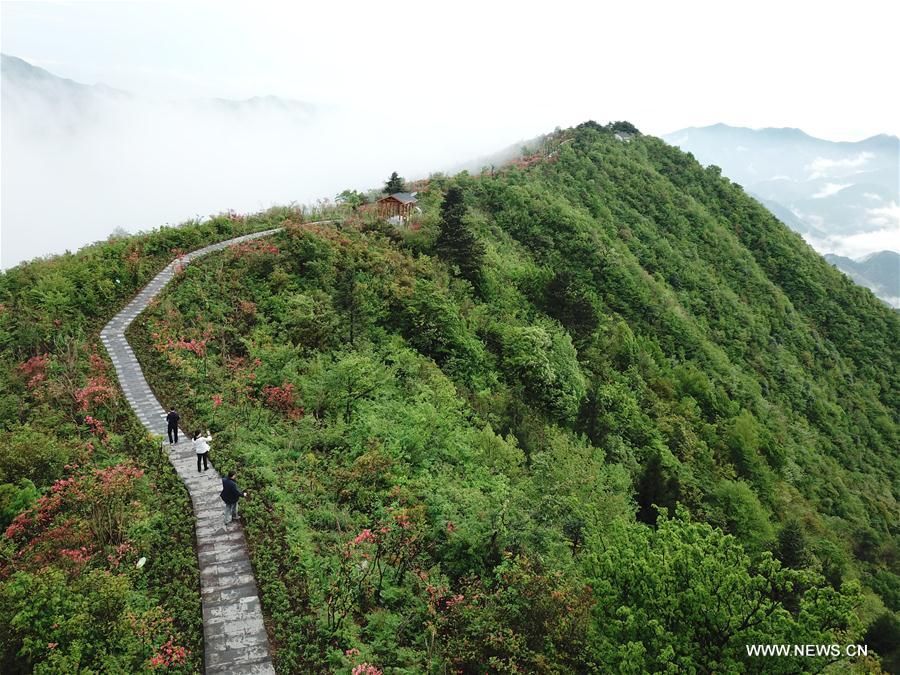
776, 519, 810, 569
384, 171, 405, 194
435, 186, 485, 283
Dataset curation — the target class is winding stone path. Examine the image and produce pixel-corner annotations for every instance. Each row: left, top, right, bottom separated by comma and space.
100, 231, 279, 674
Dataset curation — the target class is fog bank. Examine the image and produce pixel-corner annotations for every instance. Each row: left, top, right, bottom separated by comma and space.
1, 61, 534, 268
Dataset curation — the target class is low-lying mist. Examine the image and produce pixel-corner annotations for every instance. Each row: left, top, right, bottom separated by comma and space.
1, 77, 530, 269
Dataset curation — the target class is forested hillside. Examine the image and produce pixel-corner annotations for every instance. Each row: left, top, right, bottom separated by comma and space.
0, 213, 290, 672
127, 123, 898, 672
1, 122, 898, 673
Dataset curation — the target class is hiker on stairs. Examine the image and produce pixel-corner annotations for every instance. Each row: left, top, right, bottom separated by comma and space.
194, 429, 212, 473
166, 407, 180, 444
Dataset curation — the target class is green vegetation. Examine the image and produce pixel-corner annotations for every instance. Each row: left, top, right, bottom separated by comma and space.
123, 123, 897, 672
0, 210, 300, 672
384, 172, 405, 195
1, 121, 897, 673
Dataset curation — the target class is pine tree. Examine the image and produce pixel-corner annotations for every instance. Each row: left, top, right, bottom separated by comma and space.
636, 451, 681, 526
383, 171, 404, 194
776, 519, 810, 569
545, 270, 599, 341
435, 186, 484, 283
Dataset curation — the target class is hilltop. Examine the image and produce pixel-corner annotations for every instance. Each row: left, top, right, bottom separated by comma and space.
1, 123, 898, 672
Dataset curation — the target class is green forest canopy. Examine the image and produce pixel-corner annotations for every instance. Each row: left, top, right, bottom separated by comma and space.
1, 122, 898, 673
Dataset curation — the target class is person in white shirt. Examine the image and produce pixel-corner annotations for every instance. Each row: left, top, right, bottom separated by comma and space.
194, 430, 212, 472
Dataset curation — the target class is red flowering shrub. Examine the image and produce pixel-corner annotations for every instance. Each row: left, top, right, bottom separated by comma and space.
2, 462, 145, 570
74, 375, 117, 412
262, 382, 304, 420
228, 239, 280, 260
151, 323, 211, 359
84, 415, 109, 444
18, 354, 50, 390
149, 638, 189, 669
88, 352, 108, 374
326, 506, 428, 631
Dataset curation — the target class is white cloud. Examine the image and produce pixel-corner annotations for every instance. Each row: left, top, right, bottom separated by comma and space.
812, 182, 853, 198
865, 201, 900, 228
863, 192, 882, 200
806, 152, 874, 179
736, 145, 748, 152
804, 225, 900, 259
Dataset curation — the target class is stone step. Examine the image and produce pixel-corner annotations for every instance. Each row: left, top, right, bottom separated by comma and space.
99, 230, 281, 674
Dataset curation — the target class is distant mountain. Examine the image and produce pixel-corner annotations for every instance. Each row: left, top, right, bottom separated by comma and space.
1, 53, 131, 135
825, 251, 900, 306
1, 53, 128, 98
1, 54, 326, 268
663, 123, 899, 305
1, 53, 318, 136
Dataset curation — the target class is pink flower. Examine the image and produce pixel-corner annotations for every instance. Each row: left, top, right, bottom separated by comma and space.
352, 664, 382, 675
18, 354, 49, 389
212, 394, 223, 407
352, 529, 375, 546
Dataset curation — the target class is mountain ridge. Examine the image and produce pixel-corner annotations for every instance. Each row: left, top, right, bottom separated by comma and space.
1, 52, 316, 116
667, 122, 898, 146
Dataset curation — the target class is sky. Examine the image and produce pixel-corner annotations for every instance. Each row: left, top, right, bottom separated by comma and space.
4, 0, 899, 140
1, 0, 899, 266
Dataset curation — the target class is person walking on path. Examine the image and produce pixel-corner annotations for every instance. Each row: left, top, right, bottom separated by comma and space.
194, 429, 212, 473
221, 471, 248, 526
166, 407, 180, 444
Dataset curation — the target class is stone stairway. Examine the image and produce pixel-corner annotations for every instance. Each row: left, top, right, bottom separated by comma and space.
100, 231, 279, 674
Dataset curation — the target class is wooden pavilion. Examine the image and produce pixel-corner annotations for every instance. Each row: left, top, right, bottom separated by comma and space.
375, 192, 418, 220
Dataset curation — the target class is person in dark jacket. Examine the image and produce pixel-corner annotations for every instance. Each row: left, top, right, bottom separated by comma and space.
220, 471, 247, 525
166, 407, 180, 444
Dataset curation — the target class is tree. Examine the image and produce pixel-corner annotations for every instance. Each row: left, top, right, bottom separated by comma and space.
583, 510, 862, 673
383, 172, 405, 194
635, 450, 681, 525
776, 519, 810, 569
437, 555, 593, 673
499, 321, 587, 421
607, 120, 640, 135
544, 270, 599, 341
435, 186, 484, 283
334, 264, 380, 347
336, 189, 367, 211
865, 612, 900, 674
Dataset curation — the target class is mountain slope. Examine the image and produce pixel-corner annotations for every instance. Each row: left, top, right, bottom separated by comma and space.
662, 124, 900, 306
0, 213, 294, 672
120, 123, 899, 671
